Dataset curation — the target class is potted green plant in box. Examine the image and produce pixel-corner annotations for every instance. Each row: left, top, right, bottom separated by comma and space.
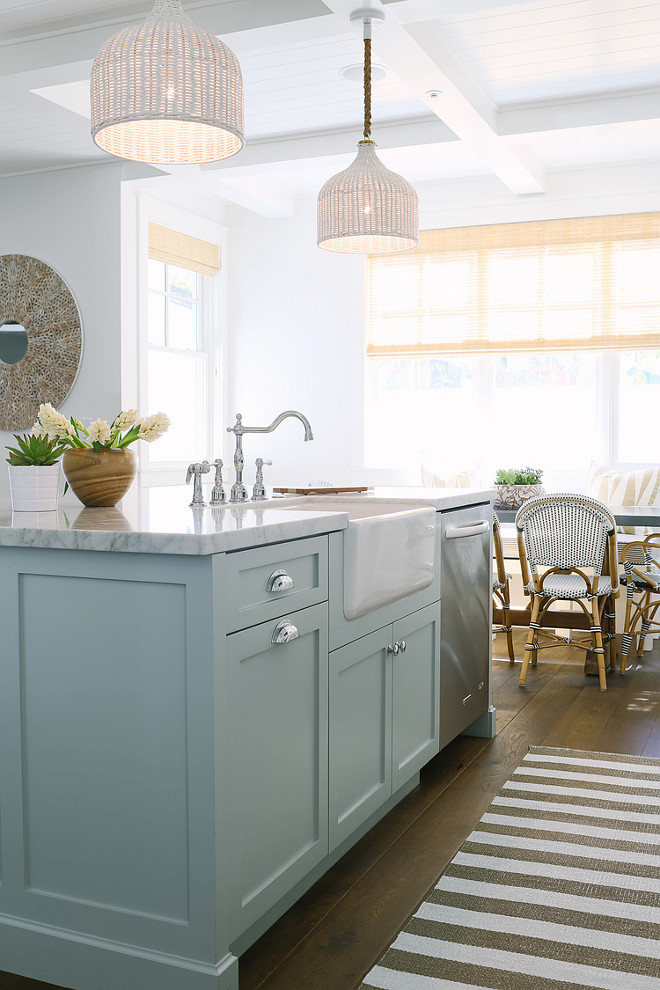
5, 432, 68, 511
493, 466, 545, 510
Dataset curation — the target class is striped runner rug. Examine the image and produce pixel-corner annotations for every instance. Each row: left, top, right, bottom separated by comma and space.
359, 746, 660, 990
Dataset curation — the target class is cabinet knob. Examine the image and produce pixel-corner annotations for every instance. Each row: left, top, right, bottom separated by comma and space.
267, 568, 295, 593
399, 640, 407, 653
271, 619, 300, 645
387, 642, 400, 656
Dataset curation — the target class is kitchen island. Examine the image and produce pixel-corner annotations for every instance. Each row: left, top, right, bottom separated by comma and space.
0, 486, 494, 990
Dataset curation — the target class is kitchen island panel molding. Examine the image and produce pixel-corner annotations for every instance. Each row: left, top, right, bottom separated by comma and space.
0, 546, 233, 988
0, 486, 495, 990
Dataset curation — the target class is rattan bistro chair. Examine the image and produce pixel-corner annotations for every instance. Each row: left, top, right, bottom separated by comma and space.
620, 534, 660, 674
492, 513, 516, 663
516, 493, 619, 692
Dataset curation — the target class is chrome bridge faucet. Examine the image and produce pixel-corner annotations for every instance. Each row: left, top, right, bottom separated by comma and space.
226, 410, 314, 502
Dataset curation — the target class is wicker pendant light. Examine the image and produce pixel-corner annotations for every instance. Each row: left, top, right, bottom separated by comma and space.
90, 0, 244, 165
317, 9, 418, 254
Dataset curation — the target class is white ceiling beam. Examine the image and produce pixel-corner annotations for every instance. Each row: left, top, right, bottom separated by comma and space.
200, 115, 454, 173
320, 0, 545, 195
499, 88, 660, 136
151, 165, 298, 217
202, 175, 297, 217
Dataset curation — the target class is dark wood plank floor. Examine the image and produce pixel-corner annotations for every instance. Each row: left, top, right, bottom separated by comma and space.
2, 633, 659, 990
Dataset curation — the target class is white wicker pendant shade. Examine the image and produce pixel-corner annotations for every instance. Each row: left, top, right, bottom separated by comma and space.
317, 139, 418, 253
317, 12, 418, 255
90, 0, 244, 165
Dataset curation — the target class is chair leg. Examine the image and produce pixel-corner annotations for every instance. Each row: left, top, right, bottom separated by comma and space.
637, 617, 652, 656
620, 598, 638, 675
636, 589, 654, 654
589, 596, 607, 692
519, 594, 541, 686
501, 601, 516, 664
602, 595, 617, 671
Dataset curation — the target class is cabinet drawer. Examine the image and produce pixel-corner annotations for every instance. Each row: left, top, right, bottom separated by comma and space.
222, 536, 328, 632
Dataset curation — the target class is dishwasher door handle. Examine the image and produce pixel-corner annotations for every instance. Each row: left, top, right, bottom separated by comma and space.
445, 519, 489, 540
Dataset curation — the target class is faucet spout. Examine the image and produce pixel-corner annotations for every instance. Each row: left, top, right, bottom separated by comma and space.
227, 410, 314, 441
225, 410, 314, 503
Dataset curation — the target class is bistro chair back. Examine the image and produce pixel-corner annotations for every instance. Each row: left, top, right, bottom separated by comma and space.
515, 493, 619, 692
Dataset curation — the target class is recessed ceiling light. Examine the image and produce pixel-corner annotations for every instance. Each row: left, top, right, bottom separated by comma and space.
340, 62, 388, 83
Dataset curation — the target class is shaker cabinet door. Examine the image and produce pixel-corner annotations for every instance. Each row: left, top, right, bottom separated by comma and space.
392, 603, 440, 792
328, 626, 392, 851
225, 601, 329, 940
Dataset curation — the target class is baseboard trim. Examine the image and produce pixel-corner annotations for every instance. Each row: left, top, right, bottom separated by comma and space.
0, 911, 238, 990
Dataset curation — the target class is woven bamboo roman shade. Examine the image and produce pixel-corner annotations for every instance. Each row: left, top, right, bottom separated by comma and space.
367, 213, 660, 357
148, 223, 220, 276
91, 0, 244, 165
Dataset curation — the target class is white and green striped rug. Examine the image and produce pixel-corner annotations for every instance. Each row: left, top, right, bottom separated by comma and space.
360, 746, 660, 990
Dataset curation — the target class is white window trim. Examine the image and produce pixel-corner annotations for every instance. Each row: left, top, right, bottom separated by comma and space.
122, 192, 229, 488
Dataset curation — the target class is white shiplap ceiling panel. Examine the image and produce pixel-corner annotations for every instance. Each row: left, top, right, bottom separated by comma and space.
438, 0, 660, 104
238, 30, 430, 139
0, 0, 660, 204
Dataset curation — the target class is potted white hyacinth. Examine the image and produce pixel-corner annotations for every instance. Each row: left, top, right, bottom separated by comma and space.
33, 403, 170, 507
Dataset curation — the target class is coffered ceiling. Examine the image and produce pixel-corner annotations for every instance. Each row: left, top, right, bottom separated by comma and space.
1, 0, 659, 215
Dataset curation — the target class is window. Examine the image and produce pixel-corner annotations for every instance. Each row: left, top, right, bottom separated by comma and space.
365, 215, 660, 482
135, 212, 225, 482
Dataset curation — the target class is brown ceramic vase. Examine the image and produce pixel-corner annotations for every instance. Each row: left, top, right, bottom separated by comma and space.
62, 448, 137, 507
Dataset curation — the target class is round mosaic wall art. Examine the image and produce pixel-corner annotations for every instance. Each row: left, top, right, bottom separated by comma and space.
0, 255, 82, 431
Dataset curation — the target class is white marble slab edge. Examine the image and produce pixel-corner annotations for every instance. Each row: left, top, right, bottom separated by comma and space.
0, 486, 495, 555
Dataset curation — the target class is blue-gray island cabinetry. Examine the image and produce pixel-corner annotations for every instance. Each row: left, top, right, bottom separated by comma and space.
0, 486, 494, 990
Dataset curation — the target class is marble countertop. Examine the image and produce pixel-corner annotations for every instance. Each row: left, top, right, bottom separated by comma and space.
0, 485, 495, 555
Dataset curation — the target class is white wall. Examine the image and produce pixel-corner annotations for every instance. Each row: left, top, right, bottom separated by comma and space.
0, 163, 124, 499
2, 159, 660, 501
227, 162, 660, 492
227, 195, 367, 490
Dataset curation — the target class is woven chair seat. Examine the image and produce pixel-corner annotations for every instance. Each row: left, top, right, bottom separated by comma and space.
525, 573, 616, 599
625, 566, 660, 592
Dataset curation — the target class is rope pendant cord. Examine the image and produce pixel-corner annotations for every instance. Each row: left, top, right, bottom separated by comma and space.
363, 36, 372, 140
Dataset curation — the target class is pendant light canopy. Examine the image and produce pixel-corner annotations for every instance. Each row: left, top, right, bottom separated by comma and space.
90, 0, 244, 165
317, 8, 419, 254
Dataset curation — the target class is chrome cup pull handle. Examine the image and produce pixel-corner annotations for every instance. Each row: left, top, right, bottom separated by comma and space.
267, 568, 295, 593
271, 619, 300, 645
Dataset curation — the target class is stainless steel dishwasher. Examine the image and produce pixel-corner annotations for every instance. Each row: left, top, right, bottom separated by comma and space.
439, 501, 491, 749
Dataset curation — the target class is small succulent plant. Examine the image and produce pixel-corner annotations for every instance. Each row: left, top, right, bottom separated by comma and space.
5, 432, 68, 467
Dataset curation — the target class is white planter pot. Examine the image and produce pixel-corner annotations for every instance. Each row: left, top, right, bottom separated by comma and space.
493, 483, 545, 510
8, 462, 61, 511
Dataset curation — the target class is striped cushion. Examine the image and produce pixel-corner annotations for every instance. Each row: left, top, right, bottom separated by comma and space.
587, 460, 660, 535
